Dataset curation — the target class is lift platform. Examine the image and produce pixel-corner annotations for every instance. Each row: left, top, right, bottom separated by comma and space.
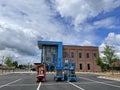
64, 58, 77, 81
54, 58, 64, 81
35, 63, 46, 82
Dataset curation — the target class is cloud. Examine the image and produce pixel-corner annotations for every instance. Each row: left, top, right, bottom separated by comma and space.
0, 0, 120, 64
0, 0, 82, 64
99, 32, 120, 58
81, 40, 93, 46
0, 0, 56, 63
53, 0, 120, 31
93, 17, 120, 29
0, 21, 40, 56
105, 32, 120, 45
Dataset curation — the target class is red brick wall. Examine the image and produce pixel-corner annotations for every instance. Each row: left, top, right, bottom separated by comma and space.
63, 45, 101, 72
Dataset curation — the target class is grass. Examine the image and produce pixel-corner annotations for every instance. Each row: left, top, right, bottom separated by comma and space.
104, 74, 120, 79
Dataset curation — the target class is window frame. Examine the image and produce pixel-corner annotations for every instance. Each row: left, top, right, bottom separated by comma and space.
80, 64, 82, 70
86, 53, 90, 58
71, 52, 74, 58
87, 64, 90, 70
79, 52, 82, 59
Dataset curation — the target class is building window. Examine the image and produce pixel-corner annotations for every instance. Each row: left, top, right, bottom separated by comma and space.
86, 53, 89, 58
71, 52, 74, 58
63, 52, 67, 58
79, 53, 82, 59
80, 64, 82, 70
93, 53, 97, 58
87, 64, 90, 70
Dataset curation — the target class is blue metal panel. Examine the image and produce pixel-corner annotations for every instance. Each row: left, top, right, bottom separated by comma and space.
38, 41, 62, 46
38, 41, 63, 59
58, 43, 62, 59
38, 41, 64, 80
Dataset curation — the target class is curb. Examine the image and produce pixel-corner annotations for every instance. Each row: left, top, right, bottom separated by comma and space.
98, 76, 120, 81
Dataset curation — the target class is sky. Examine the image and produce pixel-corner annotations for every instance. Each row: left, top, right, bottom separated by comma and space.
0, 0, 120, 65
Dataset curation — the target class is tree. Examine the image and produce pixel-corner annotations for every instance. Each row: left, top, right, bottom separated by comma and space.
13, 61, 18, 68
18, 64, 26, 69
96, 45, 119, 72
96, 57, 108, 71
4, 57, 13, 67
102, 45, 119, 66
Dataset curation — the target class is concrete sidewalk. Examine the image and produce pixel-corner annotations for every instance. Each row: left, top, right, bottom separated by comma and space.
98, 76, 120, 81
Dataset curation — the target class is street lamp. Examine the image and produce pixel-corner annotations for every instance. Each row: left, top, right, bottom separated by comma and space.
1, 56, 4, 74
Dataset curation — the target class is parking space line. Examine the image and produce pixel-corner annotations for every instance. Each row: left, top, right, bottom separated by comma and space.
6, 84, 38, 87
67, 81, 85, 90
0, 79, 21, 89
79, 77, 120, 88
42, 82, 69, 86
37, 82, 41, 90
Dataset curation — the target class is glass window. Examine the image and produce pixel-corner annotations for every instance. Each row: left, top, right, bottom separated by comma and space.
86, 53, 89, 58
79, 53, 82, 58
63, 52, 67, 58
80, 64, 82, 70
71, 52, 74, 58
87, 64, 90, 70
94, 53, 97, 58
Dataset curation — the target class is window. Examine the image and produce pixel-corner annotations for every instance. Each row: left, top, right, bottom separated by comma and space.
63, 52, 67, 58
80, 64, 82, 70
79, 53, 82, 59
86, 53, 89, 58
93, 53, 97, 58
87, 64, 90, 70
71, 52, 74, 58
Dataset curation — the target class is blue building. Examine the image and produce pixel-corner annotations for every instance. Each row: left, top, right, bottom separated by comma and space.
38, 41, 63, 71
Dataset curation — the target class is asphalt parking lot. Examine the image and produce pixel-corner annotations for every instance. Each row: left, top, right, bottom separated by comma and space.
0, 72, 120, 90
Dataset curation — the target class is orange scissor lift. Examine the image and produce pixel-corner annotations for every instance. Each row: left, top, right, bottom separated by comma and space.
35, 63, 46, 82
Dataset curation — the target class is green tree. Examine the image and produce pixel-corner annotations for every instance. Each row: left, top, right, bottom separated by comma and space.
96, 45, 119, 72
96, 57, 108, 71
18, 64, 26, 69
4, 57, 13, 67
102, 45, 119, 66
13, 61, 18, 68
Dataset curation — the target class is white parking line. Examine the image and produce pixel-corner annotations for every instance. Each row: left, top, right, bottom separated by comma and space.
0, 79, 21, 89
67, 81, 85, 90
37, 82, 41, 90
6, 84, 38, 87
79, 77, 120, 88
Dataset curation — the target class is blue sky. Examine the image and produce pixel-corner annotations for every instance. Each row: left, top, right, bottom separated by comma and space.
0, 0, 120, 64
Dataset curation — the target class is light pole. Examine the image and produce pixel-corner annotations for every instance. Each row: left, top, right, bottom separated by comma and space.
2, 56, 4, 74
28, 62, 30, 72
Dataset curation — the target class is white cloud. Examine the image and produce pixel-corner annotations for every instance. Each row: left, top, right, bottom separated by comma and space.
93, 17, 119, 29
100, 32, 120, 58
105, 32, 120, 45
81, 40, 93, 46
0, 0, 83, 64
53, 0, 120, 31
0, 0, 120, 64
94, 17, 114, 27
0, 0, 58, 64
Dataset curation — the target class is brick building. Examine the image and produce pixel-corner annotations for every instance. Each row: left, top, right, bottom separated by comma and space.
38, 41, 101, 72
63, 45, 101, 72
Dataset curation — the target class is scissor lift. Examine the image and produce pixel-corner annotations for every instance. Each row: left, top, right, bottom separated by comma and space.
35, 63, 46, 82
64, 58, 77, 81
54, 58, 64, 81
67, 62, 77, 81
